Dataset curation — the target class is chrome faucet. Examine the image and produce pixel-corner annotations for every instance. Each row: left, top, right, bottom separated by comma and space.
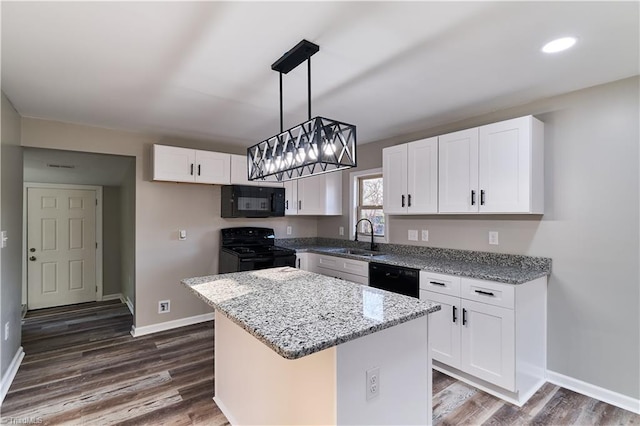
354, 218, 376, 251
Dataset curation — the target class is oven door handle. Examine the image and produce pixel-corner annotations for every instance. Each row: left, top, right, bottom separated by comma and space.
239, 257, 275, 263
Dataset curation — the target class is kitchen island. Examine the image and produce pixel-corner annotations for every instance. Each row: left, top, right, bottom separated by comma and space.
182, 267, 440, 425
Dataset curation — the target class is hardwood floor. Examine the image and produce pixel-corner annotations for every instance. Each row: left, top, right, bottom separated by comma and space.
2, 301, 638, 425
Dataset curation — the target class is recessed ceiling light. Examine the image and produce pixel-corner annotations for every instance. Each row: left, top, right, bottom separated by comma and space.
542, 37, 577, 53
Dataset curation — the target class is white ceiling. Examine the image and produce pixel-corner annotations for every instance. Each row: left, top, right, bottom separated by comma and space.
2, 2, 638, 147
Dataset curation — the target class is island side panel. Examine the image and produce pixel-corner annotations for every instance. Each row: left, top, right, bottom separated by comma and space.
336, 315, 432, 425
213, 311, 337, 425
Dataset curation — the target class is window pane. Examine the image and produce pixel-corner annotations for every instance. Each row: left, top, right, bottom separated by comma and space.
359, 209, 385, 236
361, 177, 383, 206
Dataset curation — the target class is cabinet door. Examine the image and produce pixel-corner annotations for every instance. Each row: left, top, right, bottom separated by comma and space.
461, 299, 515, 391
382, 145, 408, 214
478, 116, 532, 213
407, 137, 438, 214
296, 253, 309, 270
284, 180, 298, 215
421, 291, 461, 369
230, 154, 284, 187
153, 145, 196, 182
195, 150, 231, 184
438, 129, 479, 213
297, 175, 324, 215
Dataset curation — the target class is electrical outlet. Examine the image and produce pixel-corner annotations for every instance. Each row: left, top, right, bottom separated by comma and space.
339, 226, 344, 236
178, 230, 187, 241
421, 230, 429, 241
489, 231, 499, 245
366, 367, 380, 400
4, 322, 9, 341
1, 231, 7, 248
158, 300, 170, 314
408, 230, 418, 241
286, 226, 292, 235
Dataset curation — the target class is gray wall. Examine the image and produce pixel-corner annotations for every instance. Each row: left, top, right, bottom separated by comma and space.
120, 161, 136, 309
1, 93, 23, 378
20, 118, 319, 328
319, 76, 640, 399
103, 186, 123, 296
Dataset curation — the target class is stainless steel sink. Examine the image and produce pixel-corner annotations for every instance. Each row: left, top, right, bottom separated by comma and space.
331, 248, 385, 257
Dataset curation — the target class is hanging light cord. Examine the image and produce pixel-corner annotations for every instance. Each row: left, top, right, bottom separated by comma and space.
308, 58, 312, 120
279, 72, 283, 133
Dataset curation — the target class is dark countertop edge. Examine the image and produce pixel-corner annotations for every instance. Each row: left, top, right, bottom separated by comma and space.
181, 278, 441, 360
295, 247, 550, 285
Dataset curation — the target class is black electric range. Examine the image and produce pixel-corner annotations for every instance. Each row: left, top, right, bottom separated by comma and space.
218, 227, 296, 274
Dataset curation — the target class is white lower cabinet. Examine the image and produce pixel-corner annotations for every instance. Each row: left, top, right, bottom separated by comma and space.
420, 272, 546, 406
295, 253, 310, 271
300, 253, 368, 285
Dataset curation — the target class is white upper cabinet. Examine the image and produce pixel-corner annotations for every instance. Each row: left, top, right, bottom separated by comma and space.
153, 144, 230, 185
438, 129, 479, 213
383, 137, 438, 214
438, 115, 544, 214
230, 154, 283, 187
285, 172, 342, 216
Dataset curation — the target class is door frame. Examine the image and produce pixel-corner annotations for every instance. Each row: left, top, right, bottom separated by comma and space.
22, 183, 103, 306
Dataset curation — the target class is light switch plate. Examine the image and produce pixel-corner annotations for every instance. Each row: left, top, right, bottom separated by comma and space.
421, 230, 429, 241
286, 226, 292, 235
339, 226, 344, 236
1, 231, 7, 248
489, 231, 499, 245
179, 230, 187, 241
408, 230, 418, 241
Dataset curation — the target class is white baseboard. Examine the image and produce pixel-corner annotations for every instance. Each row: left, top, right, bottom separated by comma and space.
102, 293, 123, 302
546, 370, 640, 414
0, 347, 24, 404
124, 296, 134, 315
130, 312, 214, 338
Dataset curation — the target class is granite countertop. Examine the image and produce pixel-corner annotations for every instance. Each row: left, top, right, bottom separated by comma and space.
281, 240, 551, 285
182, 267, 440, 360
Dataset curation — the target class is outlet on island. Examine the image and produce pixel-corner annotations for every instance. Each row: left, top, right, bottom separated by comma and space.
408, 230, 418, 241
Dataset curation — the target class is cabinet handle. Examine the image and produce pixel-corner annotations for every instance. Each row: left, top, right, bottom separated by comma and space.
190, 163, 194, 176
475, 289, 495, 297
408, 194, 412, 207
452, 305, 457, 323
471, 190, 476, 205
430, 281, 445, 286
480, 190, 485, 205
401, 195, 405, 207
298, 200, 302, 210
297, 258, 301, 268
462, 308, 467, 325
286, 200, 289, 210
198, 164, 201, 176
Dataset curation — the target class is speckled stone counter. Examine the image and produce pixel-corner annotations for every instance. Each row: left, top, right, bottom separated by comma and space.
278, 238, 551, 284
182, 267, 440, 360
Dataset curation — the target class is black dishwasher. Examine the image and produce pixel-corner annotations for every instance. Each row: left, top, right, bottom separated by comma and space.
369, 262, 420, 298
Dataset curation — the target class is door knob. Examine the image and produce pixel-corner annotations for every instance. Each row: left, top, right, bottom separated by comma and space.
29, 248, 36, 252
29, 256, 36, 261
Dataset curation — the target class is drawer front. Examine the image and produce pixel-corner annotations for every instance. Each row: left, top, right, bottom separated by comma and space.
420, 271, 461, 297
316, 255, 368, 277
316, 267, 368, 285
461, 278, 514, 309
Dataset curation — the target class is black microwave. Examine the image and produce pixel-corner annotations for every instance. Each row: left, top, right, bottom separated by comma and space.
220, 185, 285, 218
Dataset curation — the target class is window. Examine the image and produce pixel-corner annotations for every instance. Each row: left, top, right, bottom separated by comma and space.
356, 174, 384, 237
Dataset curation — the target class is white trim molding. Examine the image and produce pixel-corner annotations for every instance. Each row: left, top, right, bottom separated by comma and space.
102, 293, 123, 302
1, 347, 24, 404
130, 312, 214, 338
546, 370, 640, 414
124, 296, 134, 315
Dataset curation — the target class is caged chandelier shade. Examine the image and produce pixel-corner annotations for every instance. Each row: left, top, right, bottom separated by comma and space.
248, 40, 357, 182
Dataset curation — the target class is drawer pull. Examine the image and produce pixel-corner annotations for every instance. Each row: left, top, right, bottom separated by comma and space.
452, 305, 457, 323
430, 281, 446, 286
462, 308, 467, 325
475, 290, 495, 297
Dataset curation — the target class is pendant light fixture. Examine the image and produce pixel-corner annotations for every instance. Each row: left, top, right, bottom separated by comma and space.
248, 40, 357, 182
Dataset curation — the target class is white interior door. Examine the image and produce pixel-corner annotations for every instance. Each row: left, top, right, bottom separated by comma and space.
27, 187, 97, 310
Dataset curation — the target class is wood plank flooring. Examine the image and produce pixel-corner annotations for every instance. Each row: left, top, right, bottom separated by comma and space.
2, 301, 638, 425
